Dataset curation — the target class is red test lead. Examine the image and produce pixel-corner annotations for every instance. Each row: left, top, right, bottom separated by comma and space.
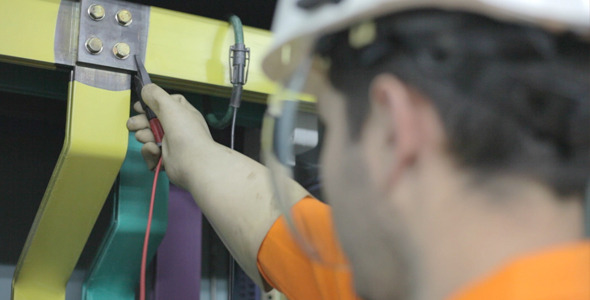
133, 55, 165, 300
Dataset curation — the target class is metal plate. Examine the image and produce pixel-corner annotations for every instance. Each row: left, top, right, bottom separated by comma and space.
78, 0, 149, 72
74, 65, 131, 91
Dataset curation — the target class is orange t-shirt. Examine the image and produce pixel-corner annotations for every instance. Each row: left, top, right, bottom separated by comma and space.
257, 197, 590, 300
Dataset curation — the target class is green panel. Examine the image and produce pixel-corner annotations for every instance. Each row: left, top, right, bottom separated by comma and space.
173, 90, 267, 129
0, 62, 69, 100
82, 134, 169, 300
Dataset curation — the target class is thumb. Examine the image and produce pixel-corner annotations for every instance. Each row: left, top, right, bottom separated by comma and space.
141, 83, 172, 117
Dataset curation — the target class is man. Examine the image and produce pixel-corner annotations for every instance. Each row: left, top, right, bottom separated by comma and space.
127, 0, 590, 299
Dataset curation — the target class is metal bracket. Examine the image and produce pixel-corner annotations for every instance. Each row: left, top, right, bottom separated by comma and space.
78, 0, 149, 72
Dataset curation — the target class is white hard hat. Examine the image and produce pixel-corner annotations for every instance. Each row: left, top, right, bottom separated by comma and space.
262, 0, 590, 82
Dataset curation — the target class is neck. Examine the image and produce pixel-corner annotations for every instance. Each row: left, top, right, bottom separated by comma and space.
411, 175, 584, 300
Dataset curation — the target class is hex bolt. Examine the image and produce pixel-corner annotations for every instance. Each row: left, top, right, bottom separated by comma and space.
88, 4, 105, 21
116, 9, 133, 26
113, 42, 131, 59
85, 37, 103, 54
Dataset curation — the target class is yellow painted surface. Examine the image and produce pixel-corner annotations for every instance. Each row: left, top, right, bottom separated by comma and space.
0, 0, 59, 65
12, 81, 129, 300
146, 7, 277, 101
0, 1, 312, 103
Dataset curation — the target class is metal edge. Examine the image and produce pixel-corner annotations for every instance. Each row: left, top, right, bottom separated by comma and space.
54, 0, 79, 66
74, 65, 131, 91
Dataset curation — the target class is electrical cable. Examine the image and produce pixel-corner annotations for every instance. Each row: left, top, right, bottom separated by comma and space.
230, 107, 238, 150
207, 106, 236, 130
139, 157, 163, 300
227, 106, 239, 300
206, 15, 248, 130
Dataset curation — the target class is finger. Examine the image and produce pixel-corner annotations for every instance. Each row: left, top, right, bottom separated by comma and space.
141, 142, 161, 170
141, 84, 172, 116
135, 128, 156, 143
171, 94, 199, 112
127, 114, 149, 131
170, 94, 184, 103
133, 101, 145, 114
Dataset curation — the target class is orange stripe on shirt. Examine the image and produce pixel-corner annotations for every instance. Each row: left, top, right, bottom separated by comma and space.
450, 241, 590, 300
256, 197, 361, 300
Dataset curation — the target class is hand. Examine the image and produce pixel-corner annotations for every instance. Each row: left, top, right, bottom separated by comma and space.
127, 84, 214, 188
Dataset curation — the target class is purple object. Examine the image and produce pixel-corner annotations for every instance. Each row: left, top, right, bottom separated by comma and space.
155, 184, 202, 299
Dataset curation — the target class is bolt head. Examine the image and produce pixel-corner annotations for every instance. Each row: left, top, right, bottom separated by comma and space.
113, 43, 131, 59
88, 4, 105, 21
85, 37, 103, 54
116, 9, 133, 26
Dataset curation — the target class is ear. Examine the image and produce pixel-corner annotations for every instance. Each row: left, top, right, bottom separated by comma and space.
366, 74, 420, 187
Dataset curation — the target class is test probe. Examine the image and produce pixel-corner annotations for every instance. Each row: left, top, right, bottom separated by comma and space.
134, 55, 165, 147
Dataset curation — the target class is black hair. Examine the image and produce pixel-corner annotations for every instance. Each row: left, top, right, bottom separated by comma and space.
316, 10, 590, 196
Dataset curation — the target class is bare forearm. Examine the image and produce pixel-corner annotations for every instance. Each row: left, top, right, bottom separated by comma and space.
184, 141, 307, 287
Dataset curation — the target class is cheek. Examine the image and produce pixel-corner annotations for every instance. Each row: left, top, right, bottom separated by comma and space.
320, 128, 353, 208
320, 131, 365, 248
320, 134, 340, 202
321, 140, 412, 299
320, 130, 370, 240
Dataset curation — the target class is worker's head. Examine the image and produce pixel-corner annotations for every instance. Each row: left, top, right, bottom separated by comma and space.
317, 10, 589, 298
262, 1, 590, 299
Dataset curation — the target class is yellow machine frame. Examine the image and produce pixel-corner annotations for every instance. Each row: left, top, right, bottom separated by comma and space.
0, 0, 278, 299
